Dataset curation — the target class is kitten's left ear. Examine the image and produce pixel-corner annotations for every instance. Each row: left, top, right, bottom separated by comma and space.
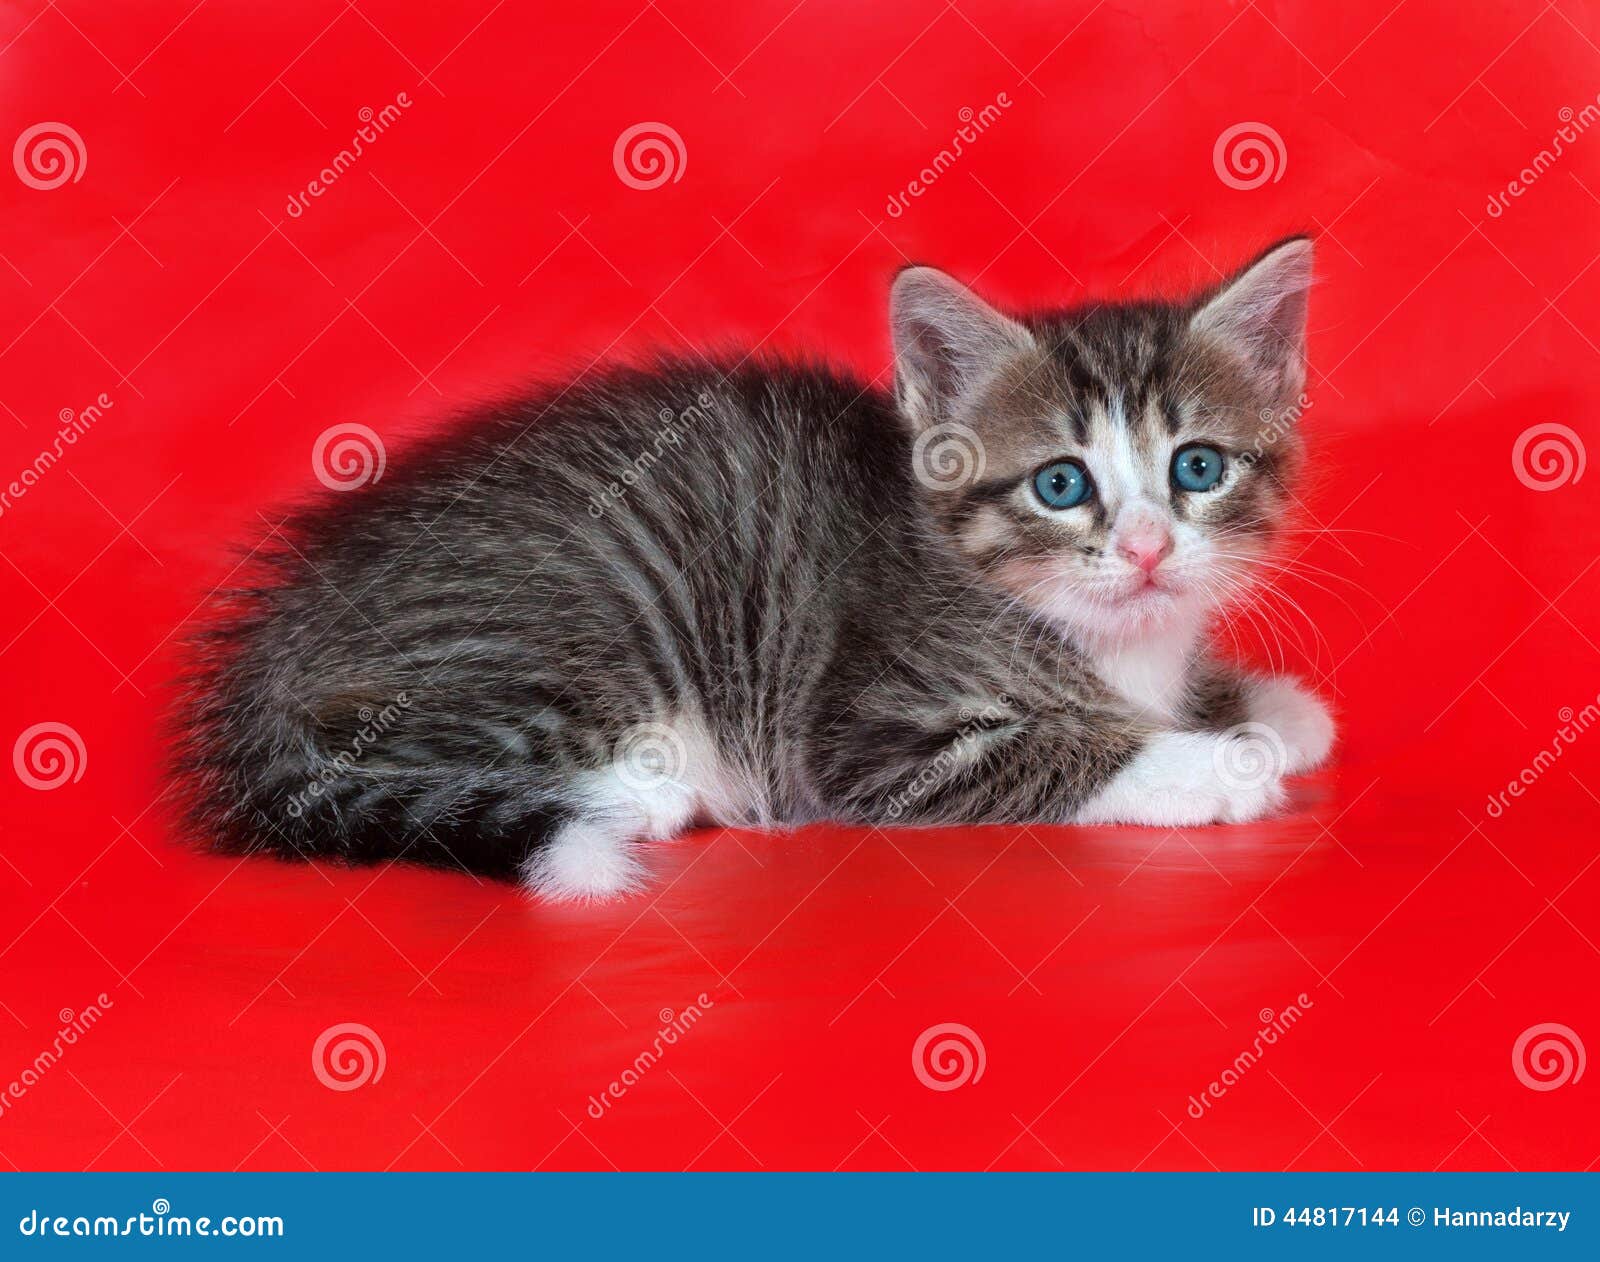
1190, 236, 1313, 404
890, 266, 1037, 433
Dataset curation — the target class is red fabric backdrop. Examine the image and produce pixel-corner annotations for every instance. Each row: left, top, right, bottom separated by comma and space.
1, 0, 1597, 1171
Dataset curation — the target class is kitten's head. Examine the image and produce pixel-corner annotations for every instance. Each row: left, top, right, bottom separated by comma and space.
890, 237, 1313, 647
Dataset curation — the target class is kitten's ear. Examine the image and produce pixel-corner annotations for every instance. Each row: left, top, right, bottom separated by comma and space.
890, 267, 1037, 432
1190, 236, 1313, 404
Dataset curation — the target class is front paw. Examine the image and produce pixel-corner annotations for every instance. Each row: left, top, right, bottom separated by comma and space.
1074, 731, 1287, 828
1246, 677, 1335, 774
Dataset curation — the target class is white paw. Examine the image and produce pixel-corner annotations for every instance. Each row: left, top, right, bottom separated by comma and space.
1246, 677, 1335, 774
519, 820, 645, 903
1074, 731, 1287, 828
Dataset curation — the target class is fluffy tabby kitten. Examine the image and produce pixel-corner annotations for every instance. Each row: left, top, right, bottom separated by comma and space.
177, 236, 1334, 901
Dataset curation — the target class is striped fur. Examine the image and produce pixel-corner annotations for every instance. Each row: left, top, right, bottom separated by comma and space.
174, 237, 1331, 899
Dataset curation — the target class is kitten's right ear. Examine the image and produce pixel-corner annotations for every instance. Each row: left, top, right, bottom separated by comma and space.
1190, 236, 1314, 405
890, 267, 1037, 432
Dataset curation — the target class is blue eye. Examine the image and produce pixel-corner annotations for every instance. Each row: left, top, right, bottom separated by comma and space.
1172, 444, 1225, 492
1032, 460, 1093, 509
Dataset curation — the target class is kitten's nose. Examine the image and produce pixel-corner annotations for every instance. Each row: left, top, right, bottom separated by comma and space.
1117, 527, 1173, 575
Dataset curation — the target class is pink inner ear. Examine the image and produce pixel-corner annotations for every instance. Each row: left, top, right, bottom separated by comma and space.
891, 268, 1038, 427
1190, 241, 1313, 399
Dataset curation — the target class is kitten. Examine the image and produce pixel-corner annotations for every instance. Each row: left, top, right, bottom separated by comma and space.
176, 236, 1334, 901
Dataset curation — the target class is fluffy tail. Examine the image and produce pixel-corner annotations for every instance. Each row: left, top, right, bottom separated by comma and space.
171, 585, 565, 882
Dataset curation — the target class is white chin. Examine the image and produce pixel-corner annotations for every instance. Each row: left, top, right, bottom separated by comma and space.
1049, 583, 1197, 646
1102, 588, 1182, 632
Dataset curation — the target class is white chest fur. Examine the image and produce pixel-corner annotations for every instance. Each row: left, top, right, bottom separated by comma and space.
1083, 620, 1202, 725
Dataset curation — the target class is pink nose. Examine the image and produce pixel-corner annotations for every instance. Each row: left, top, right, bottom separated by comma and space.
1117, 530, 1172, 574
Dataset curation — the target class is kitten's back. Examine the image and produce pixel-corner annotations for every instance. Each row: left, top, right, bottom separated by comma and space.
173, 359, 927, 877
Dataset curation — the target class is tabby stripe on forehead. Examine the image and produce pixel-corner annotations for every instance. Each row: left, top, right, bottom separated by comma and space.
1161, 398, 1183, 436
1059, 347, 1112, 410
964, 474, 1026, 505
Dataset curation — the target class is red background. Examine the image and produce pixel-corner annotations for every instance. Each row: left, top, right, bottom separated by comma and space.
2, 0, 1597, 1171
